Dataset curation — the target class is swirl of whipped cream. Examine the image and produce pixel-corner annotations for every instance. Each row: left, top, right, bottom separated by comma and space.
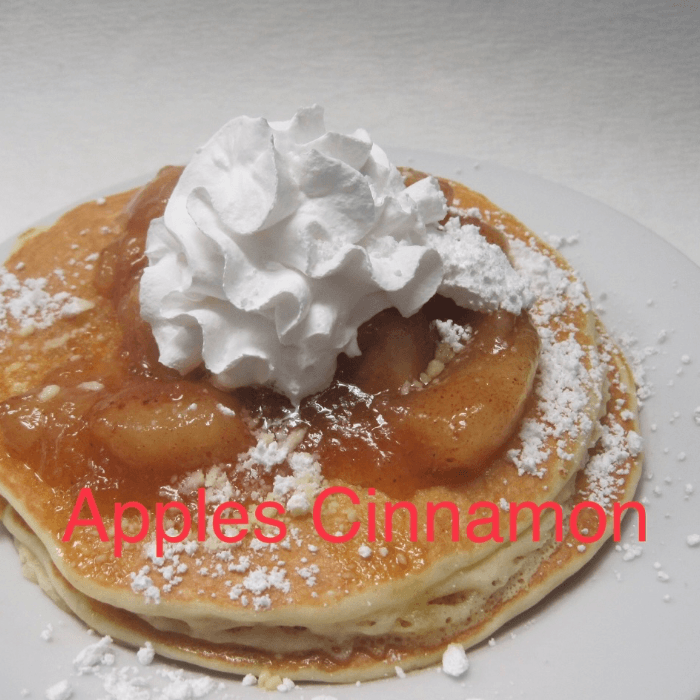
140, 106, 532, 403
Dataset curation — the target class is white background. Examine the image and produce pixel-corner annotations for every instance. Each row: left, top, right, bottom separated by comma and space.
1, 2, 700, 698
0, 0, 698, 265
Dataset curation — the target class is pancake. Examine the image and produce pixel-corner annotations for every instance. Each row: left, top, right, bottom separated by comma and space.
0, 168, 643, 683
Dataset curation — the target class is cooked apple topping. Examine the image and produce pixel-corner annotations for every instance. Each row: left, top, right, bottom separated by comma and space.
0, 167, 539, 504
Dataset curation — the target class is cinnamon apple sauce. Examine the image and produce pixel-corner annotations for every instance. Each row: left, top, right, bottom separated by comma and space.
0, 165, 539, 506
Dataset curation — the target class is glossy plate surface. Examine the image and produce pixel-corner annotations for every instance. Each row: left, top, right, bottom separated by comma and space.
2, 149, 699, 698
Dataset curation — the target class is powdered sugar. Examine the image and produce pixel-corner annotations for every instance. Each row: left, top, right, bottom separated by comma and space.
276, 677, 295, 692
230, 429, 324, 517
505, 237, 603, 478
137, 642, 155, 666
617, 543, 644, 561
358, 544, 372, 558
43, 637, 226, 700
73, 635, 115, 675
0, 267, 93, 347
156, 670, 218, 698
242, 565, 290, 596
584, 422, 642, 509
616, 334, 656, 404
442, 643, 469, 677
427, 218, 534, 315
129, 566, 161, 604
45, 680, 73, 700
433, 318, 473, 352
270, 449, 324, 517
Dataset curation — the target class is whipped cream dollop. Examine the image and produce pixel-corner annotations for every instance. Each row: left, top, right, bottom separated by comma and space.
140, 106, 532, 402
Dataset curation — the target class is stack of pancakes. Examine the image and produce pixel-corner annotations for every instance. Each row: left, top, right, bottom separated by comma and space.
0, 172, 642, 682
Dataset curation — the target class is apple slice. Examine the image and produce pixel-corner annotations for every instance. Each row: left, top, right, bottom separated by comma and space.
89, 380, 252, 474
349, 308, 435, 394
396, 310, 539, 475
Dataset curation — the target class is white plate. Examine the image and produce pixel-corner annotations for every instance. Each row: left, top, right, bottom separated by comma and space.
2, 150, 699, 699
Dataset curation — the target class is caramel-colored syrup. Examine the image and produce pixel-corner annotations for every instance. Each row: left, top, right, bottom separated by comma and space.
0, 167, 538, 506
